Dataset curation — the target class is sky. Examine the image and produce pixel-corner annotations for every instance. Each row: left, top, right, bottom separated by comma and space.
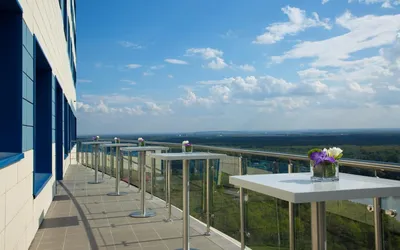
76, 0, 400, 135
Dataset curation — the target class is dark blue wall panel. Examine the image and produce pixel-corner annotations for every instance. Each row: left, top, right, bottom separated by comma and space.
0, 11, 23, 153
56, 81, 63, 180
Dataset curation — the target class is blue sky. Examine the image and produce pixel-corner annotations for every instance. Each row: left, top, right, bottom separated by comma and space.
76, 0, 400, 135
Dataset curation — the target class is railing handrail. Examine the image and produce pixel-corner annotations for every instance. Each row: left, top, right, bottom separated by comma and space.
79, 138, 400, 173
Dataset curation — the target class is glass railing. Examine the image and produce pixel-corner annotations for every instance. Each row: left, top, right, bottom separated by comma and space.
76, 139, 400, 250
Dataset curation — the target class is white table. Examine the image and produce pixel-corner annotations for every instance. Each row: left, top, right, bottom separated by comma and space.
229, 173, 400, 250
120, 146, 169, 218
150, 152, 226, 250
81, 141, 110, 184
100, 143, 136, 196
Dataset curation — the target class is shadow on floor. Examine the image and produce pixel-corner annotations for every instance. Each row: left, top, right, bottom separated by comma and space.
58, 181, 99, 250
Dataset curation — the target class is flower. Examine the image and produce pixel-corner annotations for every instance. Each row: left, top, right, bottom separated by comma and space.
182, 140, 189, 145
327, 147, 343, 160
310, 151, 336, 166
96, 136, 100, 139
138, 137, 144, 142
185, 143, 192, 146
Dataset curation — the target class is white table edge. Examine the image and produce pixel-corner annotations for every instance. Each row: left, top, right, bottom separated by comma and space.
229, 174, 400, 203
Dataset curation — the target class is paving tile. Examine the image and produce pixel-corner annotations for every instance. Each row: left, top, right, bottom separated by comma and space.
28, 164, 240, 250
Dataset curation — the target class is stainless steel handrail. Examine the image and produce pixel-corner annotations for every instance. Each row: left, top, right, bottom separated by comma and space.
139, 141, 400, 173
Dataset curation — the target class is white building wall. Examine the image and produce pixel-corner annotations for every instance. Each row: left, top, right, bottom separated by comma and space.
0, 148, 73, 250
0, 0, 77, 249
18, 0, 77, 110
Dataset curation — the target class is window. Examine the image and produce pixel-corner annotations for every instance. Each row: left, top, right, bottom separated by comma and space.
33, 40, 53, 197
0, 5, 25, 168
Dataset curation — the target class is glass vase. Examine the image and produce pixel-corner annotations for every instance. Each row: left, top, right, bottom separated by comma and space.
138, 141, 145, 147
310, 161, 339, 182
182, 145, 193, 153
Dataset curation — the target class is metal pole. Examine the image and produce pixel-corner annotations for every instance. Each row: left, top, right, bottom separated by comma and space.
116, 147, 120, 194
239, 156, 245, 250
140, 151, 146, 214
128, 152, 132, 187
288, 162, 295, 250
165, 160, 168, 206
85, 145, 88, 167
374, 197, 383, 250
151, 156, 155, 199
168, 160, 172, 220
182, 159, 190, 250
107, 146, 128, 196
137, 154, 141, 193
110, 147, 114, 178
102, 147, 106, 179
204, 159, 211, 236
311, 202, 326, 250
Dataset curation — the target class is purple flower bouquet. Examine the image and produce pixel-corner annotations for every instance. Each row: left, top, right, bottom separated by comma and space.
308, 147, 343, 182
138, 137, 145, 147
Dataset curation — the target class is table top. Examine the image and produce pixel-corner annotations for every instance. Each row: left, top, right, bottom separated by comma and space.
81, 141, 111, 145
229, 173, 400, 203
150, 152, 226, 161
100, 143, 136, 148
120, 146, 169, 152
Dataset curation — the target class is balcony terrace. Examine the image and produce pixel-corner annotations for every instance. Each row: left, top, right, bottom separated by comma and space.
29, 140, 400, 250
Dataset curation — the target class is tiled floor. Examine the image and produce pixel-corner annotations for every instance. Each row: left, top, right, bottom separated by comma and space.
28, 164, 241, 250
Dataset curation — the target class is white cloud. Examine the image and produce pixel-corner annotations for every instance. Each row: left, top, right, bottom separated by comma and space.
238, 64, 256, 72
272, 11, 400, 67
77, 94, 171, 116
186, 48, 224, 59
207, 57, 228, 70
121, 87, 131, 91
322, 0, 330, 4
186, 47, 229, 70
210, 85, 231, 103
77, 79, 92, 83
150, 65, 165, 70
348, 81, 375, 94
120, 79, 136, 85
165, 59, 188, 65
179, 89, 215, 107
168, 75, 174, 78
144, 102, 173, 115
253, 6, 331, 44
297, 68, 330, 80
118, 41, 142, 49
348, 0, 400, 8
143, 71, 154, 76
126, 64, 142, 69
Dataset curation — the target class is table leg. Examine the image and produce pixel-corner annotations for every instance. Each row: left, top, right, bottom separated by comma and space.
311, 202, 326, 250
176, 160, 198, 250
164, 160, 173, 222
137, 155, 142, 193
130, 151, 156, 218
108, 147, 128, 196
165, 160, 169, 207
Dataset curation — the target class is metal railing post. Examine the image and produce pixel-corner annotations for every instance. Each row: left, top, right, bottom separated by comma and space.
374, 197, 383, 250
288, 161, 295, 250
128, 152, 132, 187
204, 159, 211, 236
151, 156, 155, 199
239, 155, 245, 250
